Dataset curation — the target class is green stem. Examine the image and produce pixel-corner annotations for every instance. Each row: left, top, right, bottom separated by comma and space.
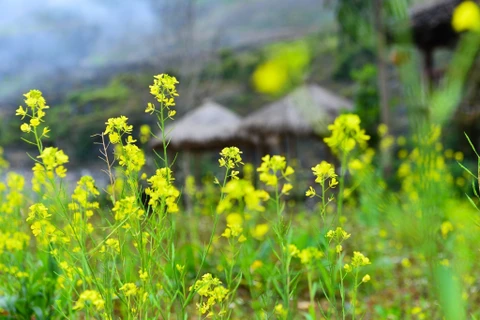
337, 151, 349, 221
307, 270, 316, 319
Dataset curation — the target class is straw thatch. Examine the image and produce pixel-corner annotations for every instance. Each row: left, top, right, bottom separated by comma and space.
150, 100, 244, 150
240, 84, 353, 136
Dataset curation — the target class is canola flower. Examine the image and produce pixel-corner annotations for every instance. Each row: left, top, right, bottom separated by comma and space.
294, 247, 324, 265
324, 113, 370, 154
344, 251, 371, 273
17, 90, 71, 185
139, 124, 151, 144
216, 179, 269, 214
144, 168, 180, 214
190, 273, 229, 315
326, 227, 351, 243
257, 155, 294, 188
306, 161, 338, 198
251, 223, 269, 240
73, 290, 105, 311
37, 147, 69, 178
252, 40, 310, 95
452, 1, 480, 32
16, 90, 50, 138
222, 224, 247, 242
252, 61, 288, 95
120, 283, 139, 297
146, 74, 179, 115
104, 116, 133, 144
218, 146, 244, 180
112, 196, 145, 221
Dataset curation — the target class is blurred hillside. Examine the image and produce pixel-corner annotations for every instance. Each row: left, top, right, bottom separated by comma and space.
0, 0, 340, 162
0, 0, 330, 104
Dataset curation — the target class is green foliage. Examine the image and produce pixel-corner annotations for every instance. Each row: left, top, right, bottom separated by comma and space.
351, 64, 380, 141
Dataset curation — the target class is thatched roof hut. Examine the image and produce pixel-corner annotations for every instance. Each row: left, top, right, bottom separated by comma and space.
150, 100, 244, 151
240, 84, 353, 137
410, 0, 460, 50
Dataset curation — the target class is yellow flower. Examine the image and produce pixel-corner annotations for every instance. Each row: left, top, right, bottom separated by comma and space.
219, 147, 243, 169
250, 260, 263, 272
222, 224, 245, 241
190, 273, 229, 315
362, 274, 371, 283
326, 227, 351, 243
139, 124, 151, 144
288, 244, 300, 257
281, 183, 293, 195
305, 186, 316, 198
15, 105, 27, 118
252, 60, 288, 95
105, 238, 120, 253
20, 123, 31, 133
351, 251, 371, 267
344, 263, 352, 273
30, 118, 40, 127
274, 303, 288, 318
454, 151, 464, 161
251, 223, 269, 240
145, 168, 180, 213
104, 116, 133, 138
257, 155, 293, 187
148, 74, 179, 109
441, 221, 454, 238
73, 290, 105, 311
120, 283, 138, 297
452, 1, 480, 32
226, 213, 243, 226
324, 114, 370, 153
377, 123, 388, 137
296, 247, 324, 265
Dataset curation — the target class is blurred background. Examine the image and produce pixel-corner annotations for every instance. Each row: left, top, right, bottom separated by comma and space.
1, 0, 478, 187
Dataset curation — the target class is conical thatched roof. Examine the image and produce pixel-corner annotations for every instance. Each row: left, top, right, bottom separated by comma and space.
409, 0, 461, 50
150, 100, 244, 150
240, 84, 353, 136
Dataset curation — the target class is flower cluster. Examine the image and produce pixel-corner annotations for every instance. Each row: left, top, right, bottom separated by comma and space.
146, 74, 179, 116
144, 168, 180, 213
118, 142, 146, 175
326, 227, 351, 254
104, 116, 133, 144
190, 273, 229, 315
218, 147, 243, 180
120, 283, 139, 297
36, 147, 69, 178
257, 155, 294, 194
73, 290, 105, 311
326, 227, 351, 243
344, 251, 371, 273
16, 90, 51, 138
112, 196, 145, 222
0, 231, 30, 254
26, 203, 65, 246
104, 116, 146, 175
70, 176, 100, 212
0, 173, 25, 217
222, 224, 247, 243
289, 245, 324, 266
216, 179, 269, 214
306, 161, 338, 198
324, 114, 370, 154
